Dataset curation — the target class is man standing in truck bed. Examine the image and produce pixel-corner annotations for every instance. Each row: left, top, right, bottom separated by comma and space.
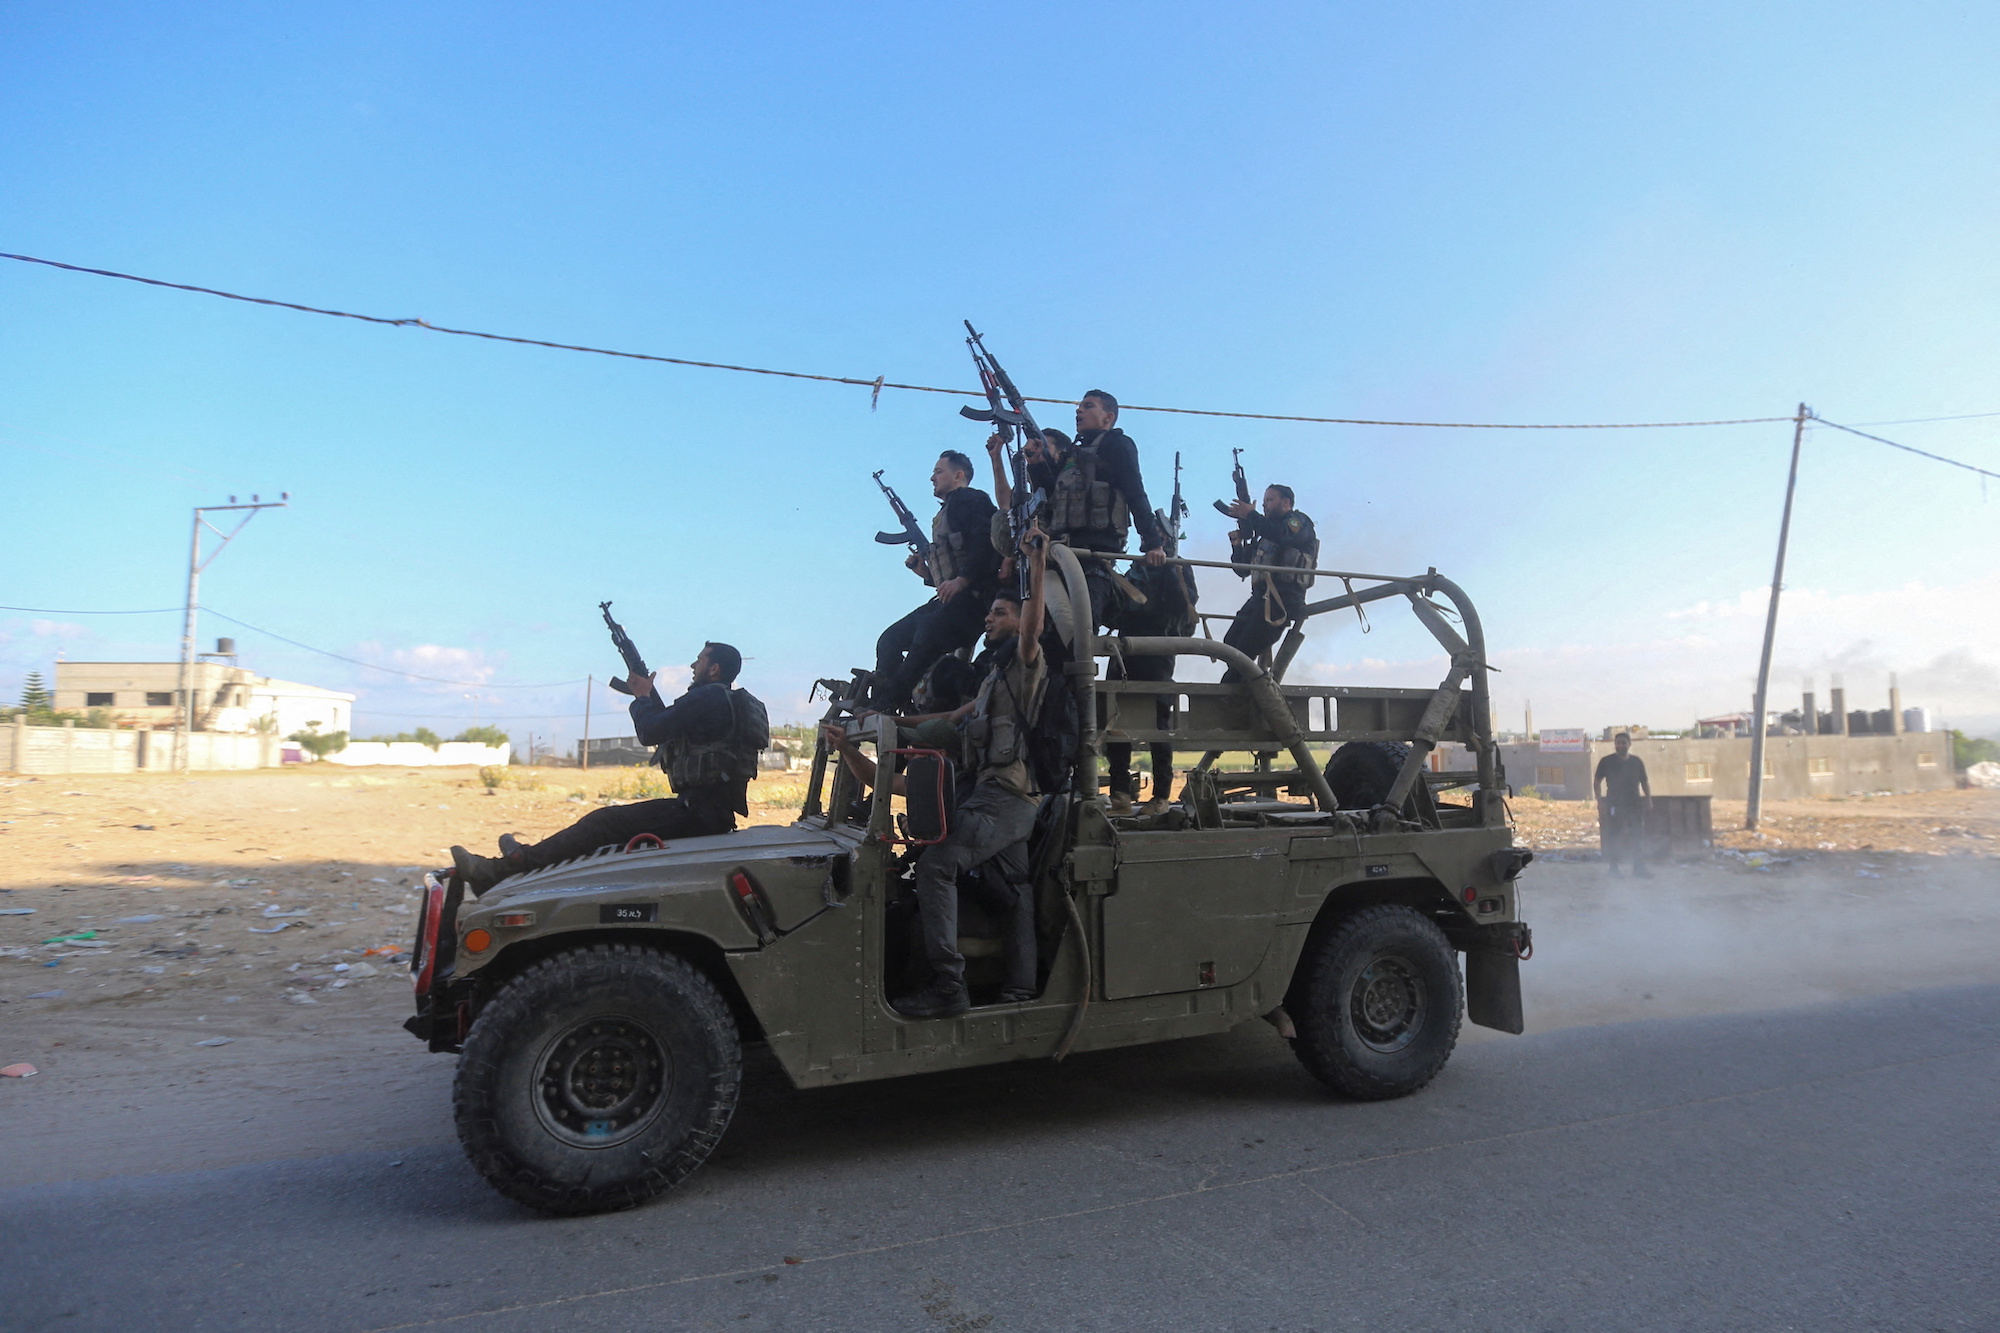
1027, 390, 1166, 631
1221, 483, 1318, 681
872, 450, 1000, 713
450, 642, 768, 893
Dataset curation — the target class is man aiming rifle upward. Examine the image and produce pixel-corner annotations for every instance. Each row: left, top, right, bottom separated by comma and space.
451, 637, 769, 893
870, 451, 1000, 713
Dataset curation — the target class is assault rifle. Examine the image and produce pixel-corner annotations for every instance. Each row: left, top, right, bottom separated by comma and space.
1161, 450, 1189, 557
957, 321, 1048, 596
871, 470, 933, 569
1211, 447, 1250, 518
600, 601, 651, 696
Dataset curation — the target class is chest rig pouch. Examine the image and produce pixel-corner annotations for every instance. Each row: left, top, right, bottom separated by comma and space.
1048, 441, 1130, 541
929, 506, 970, 585
958, 649, 1028, 775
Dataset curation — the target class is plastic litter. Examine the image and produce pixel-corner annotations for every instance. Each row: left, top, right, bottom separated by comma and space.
27, 990, 62, 998
346, 962, 379, 979
0, 908, 35, 916
1, 1063, 37, 1078
41, 931, 98, 945
194, 1037, 234, 1047
115, 914, 166, 924
247, 923, 295, 934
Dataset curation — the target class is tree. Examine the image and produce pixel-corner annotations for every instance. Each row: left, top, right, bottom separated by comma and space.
19, 672, 50, 711
288, 721, 349, 760
452, 725, 511, 748
1950, 729, 2000, 771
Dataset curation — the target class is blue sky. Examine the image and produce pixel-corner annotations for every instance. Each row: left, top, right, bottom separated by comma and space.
4, 1, 1997, 746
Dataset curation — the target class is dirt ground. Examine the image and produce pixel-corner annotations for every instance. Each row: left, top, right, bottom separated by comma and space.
1, 763, 1996, 1188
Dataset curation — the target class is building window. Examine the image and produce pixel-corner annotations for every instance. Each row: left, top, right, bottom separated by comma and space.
1535, 767, 1567, 788
1918, 752, 1937, 768
146, 692, 175, 708
1808, 757, 1834, 775
1685, 762, 1712, 782
85, 692, 114, 707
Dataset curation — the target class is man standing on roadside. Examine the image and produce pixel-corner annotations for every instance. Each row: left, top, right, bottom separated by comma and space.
1594, 731, 1652, 878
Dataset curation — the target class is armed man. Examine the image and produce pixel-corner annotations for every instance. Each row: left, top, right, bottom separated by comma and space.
1105, 455, 1198, 815
871, 450, 1000, 713
1221, 483, 1319, 681
450, 641, 768, 893
1027, 390, 1167, 631
828, 522, 1055, 1019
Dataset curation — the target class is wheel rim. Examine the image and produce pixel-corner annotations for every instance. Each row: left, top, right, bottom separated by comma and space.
1349, 954, 1426, 1052
532, 1017, 671, 1148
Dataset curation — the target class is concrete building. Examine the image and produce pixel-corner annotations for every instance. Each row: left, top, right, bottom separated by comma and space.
54, 644, 353, 737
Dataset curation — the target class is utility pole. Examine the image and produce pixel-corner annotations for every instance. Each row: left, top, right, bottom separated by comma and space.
1746, 406, 1809, 831
582, 674, 593, 770
176, 494, 288, 772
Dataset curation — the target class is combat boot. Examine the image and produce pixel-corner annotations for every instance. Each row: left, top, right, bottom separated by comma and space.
451, 845, 517, 896
890, 980, 970, 1019
497, 832, 527, 858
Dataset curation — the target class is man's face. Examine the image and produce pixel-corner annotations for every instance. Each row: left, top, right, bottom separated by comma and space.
931, 456, 966, 497
983, 597, 1021, 648
1262, 486, 1292, 517
690, 648, 715, 684
1615, 735, 1630, 754
1075, 396, 1114, 434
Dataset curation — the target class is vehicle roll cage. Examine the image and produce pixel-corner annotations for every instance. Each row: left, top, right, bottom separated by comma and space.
801, 544, 1502, 831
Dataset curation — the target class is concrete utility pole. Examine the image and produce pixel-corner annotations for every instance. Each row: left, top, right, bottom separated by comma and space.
1746, 406, 1809, 831
176, 495, 288, 771
582, 675, 592, 770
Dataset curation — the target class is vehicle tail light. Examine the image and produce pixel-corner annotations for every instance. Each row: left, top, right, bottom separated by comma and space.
729, 870, 777, 944
412, 874, 446, 997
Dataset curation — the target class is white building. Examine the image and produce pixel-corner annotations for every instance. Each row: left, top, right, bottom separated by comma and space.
54, 652, 353, 737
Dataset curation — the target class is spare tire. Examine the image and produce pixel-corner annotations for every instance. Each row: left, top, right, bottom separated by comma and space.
1323, 741, 1410, 810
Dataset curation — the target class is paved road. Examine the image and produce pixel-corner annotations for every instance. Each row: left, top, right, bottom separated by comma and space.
3, 979, 1996, 1333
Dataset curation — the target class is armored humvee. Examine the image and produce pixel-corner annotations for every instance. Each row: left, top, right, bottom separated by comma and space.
406, 548, 1534, 1215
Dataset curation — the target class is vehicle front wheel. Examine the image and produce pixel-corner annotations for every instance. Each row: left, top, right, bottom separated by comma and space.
1288, 904, 1461, 1099
454, 943, 741, 1215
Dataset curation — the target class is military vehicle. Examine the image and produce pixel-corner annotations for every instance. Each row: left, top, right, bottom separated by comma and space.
406, 547, 1534, 1215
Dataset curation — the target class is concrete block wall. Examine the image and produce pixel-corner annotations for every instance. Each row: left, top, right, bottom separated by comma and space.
1491, 733, 1952, 801
1, 719, 275, 774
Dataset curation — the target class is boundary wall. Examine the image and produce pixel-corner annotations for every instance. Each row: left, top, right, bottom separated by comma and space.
1478, 733, 1953, 801
2, 720, 508, 773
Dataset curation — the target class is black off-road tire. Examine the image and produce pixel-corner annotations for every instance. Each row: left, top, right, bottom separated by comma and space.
1288, 904, 1462, 1100
1323, 741, 1410, 811
454, 943, 740, 1216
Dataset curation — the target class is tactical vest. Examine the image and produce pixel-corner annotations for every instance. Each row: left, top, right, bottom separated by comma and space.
1248, 515, 1319, 594
958, 647, 1031, 779
1047, 439, 1131, 542
929, 505, 971, 586
656, 685, 770, 793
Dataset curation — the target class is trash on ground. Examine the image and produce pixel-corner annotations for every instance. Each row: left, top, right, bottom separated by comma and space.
247, 923, 295, 934
0, 908, 35, 916
194, 1037, 234, 1047
40, 931, 98, 945
26, 990, 62, 998
1, 1063, 38, 1078
115, 914, 166, 924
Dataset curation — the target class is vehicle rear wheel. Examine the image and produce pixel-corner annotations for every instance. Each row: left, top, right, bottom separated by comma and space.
454, 943, 740, 1215
1288, 904, 1461, 1099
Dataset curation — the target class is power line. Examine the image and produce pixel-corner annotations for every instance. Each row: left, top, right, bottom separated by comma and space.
2, 250, 1793, 431
1810, 414, 2000, 480
0, 604, 180, 615
0, 602, 581, 689
203, 611, 582, 689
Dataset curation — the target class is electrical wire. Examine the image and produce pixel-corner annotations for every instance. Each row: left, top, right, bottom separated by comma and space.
1, 250, 1792, 431
201, 611, 582, 689
0, 604, 180, 615
1809, 414, 2000, 481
